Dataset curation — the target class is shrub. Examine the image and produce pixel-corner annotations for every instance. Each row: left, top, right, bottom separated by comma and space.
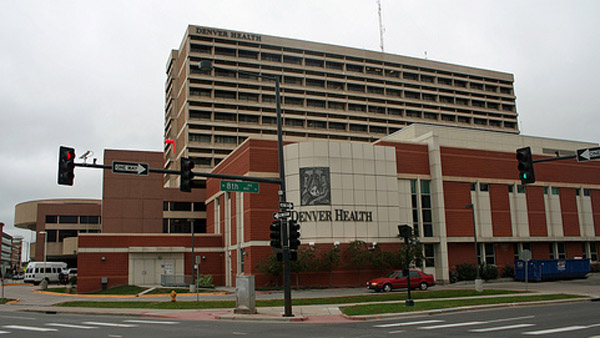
449, 269, 458, 283
501, 264, 515, 278
481, 265, 498, 280
591, 262, 600, 273
456, 263, 477, 281
196, 274, 215, 288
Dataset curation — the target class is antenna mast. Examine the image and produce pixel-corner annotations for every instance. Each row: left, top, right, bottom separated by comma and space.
377, 0, 385, 52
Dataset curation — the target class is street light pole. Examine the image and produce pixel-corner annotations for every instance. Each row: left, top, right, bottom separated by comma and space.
38, 231, 47, 288
198, 61, 292, 316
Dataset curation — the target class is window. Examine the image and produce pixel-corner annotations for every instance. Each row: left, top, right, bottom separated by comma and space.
479, 183, 489, 192
170, 202, 192, 211
557, 242, 566, 259
584, 189, 591, 196
485, 243, 495, 265
189, 133, 211, 143
552, 187, 560, 195
424, 244, 435, 267
470, 183, 476, 191
305, 58, 323, 67
508, 185, 514, 193
194, 202, 206, 212
544, 187, 549, 195
59, 216, 78, 224
46, 230, 57, 243
45, 215, 57, 224
214, 135, 237, 144
549, 243, 556, 259
517, 185, 526, 193
261, 53, 281, 62
591, 243, 598, 261
80, 216, 99, 224
59, 230, 78, 242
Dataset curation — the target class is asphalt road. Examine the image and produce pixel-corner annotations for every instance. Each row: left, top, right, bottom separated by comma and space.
0, 302, 598, 337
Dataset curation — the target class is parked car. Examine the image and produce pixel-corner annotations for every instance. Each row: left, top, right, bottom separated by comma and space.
367, 270, 435, 292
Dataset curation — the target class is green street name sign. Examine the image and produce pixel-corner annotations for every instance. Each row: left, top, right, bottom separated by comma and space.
220, 180, 259, 193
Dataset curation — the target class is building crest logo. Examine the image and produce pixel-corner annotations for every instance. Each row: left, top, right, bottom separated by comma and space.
300, 167, 330, 206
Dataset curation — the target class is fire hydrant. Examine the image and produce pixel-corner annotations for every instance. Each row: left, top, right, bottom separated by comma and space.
170, 290, 177, 302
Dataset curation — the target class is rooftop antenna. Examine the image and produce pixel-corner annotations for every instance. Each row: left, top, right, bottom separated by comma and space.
377, 0, 385, 52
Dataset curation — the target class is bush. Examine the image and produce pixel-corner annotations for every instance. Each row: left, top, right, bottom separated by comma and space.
69, 276, 77, 286
196, 274, 215, 288
501, 264, 515, 278
480, 265, 498, 280
456, 263, 478, 281
449, 269, 458, 283
591, 262, 600, 273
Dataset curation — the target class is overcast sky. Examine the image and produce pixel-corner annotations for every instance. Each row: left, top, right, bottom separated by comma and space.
1, 1, 599, 256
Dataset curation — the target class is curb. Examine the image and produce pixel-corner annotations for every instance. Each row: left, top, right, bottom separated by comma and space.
32, 290, 228, 298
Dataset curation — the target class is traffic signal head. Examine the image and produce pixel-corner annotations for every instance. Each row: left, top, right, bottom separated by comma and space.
58, 146, 75, 186
270, 220, 282, 249
516, 147, 536, 184
288, 220, 301, 250
180, 157, 195, 192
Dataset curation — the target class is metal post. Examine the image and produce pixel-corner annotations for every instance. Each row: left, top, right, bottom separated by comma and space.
405, 235, 414, 306
190, 218, 198, 301
466, 204, 483, 291
275, 77, 293, 317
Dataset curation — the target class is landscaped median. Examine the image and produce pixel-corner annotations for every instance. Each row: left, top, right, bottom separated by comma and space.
38, 285, 227, 297
51, 289, 588, 314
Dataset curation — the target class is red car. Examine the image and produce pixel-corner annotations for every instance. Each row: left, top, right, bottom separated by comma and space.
367, 270, 435, 292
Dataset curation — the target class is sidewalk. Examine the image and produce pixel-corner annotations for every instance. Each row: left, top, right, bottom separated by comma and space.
2, 274, 599, 323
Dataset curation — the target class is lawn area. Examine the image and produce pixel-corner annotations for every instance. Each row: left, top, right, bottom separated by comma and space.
46, 285, 220, 295
340, 294, 587, 316
55, 289, 533, 310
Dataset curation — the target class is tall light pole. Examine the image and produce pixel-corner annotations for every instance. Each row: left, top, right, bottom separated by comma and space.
197, 61, 292, 317
38, 231, 47, 288
465, 204, 483, 291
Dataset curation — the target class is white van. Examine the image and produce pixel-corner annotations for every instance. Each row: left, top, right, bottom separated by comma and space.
24, 262, 67, 285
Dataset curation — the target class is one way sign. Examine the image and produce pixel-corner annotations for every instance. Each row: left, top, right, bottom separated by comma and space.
112, 161, 149, 176
577, 147, 600, 162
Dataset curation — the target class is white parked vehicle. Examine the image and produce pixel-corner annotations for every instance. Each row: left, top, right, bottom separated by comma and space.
24, 262, 67, 285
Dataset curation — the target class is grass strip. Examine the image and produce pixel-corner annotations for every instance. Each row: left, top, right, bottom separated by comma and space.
340, 294, 587, 316
55, 289, 524, 309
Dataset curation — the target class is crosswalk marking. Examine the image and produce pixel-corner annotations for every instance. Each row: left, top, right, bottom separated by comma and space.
374, 319, 444, 328
47, 323, 98, 329
419, 321, 485, 330
523, 325, 588, 335
82, 321, 138, 328
388, 329, 405, 334
469, 323, 535, 333
3, 325, 58, 332
123, 319, 179, 325
0, 331, 9, 335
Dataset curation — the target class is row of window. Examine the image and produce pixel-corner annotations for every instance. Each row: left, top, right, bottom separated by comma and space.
190, 86, 515, 114
43, 229, 100, 243
162, 218, 207, 234
163, 201, 206, 212
189, 41, 514, 94
471, 183, 592, 196
45, 215, 100, 224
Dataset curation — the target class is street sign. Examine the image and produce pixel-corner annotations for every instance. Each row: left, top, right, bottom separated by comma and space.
279, 202, 294, 209
273, 211, 291, 219
577, 147, 600, 162
112, 161, 149, 176
220, 180, 259, 193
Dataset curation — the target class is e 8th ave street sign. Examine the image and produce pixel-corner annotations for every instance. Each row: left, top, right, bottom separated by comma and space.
220, 180, 259, 193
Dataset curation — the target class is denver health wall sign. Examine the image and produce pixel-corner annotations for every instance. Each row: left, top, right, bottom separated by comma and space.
297, 166, 373, 223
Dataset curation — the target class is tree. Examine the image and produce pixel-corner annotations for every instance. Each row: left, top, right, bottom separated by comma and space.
371, 244, 401, 274
255, 253, 282, 287
316, 245, 341, 287
343, 240, 372, 286
397, 236, 425, 270
290, 247, 316, 289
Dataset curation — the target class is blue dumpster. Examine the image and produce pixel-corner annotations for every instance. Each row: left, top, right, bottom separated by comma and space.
514, 259, 590, 281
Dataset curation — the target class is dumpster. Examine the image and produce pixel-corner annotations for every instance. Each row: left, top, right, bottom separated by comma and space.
514, 259, 591, 281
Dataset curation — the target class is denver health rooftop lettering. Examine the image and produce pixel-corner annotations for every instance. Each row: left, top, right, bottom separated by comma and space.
196, 27, 262, 41
294, 209, 373, 223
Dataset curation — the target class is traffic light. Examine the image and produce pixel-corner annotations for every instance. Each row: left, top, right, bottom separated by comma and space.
58, 146, 75, 186
180, 157, 195, 192
516, 147, 535, 184
288, 220, 301, 251
270, 220, 282, 249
